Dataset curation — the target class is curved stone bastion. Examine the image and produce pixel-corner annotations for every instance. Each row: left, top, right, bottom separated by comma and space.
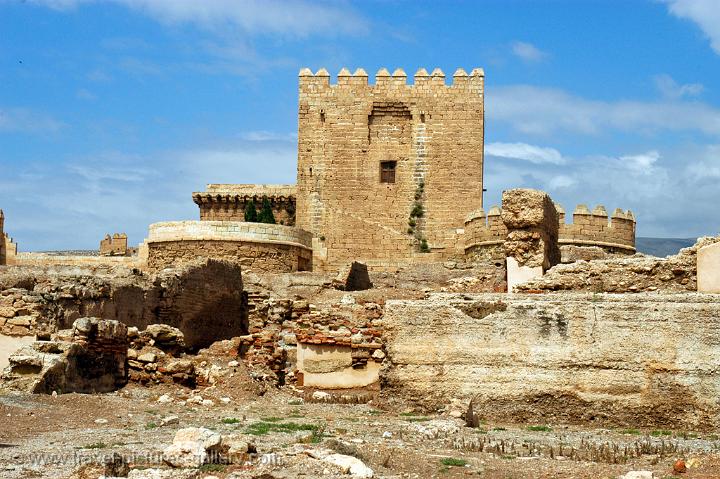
143, 221, 313, 272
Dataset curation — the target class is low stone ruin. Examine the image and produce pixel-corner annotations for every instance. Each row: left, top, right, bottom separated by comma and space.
1, 317, 127, 394
332, 261, 373, 291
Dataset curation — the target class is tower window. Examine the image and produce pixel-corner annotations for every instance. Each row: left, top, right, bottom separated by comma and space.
380, 161, 396, 183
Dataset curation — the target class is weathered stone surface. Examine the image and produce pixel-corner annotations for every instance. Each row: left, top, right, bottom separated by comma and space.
698, 241, 720, 293
163, 427, 222, 468
381, 293, 720, 428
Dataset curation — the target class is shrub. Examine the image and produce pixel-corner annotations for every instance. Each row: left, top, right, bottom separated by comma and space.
244, 200, 258, 222
420, 239, 430, 253
440, 458, 467, 467
527, 425, 552, 432
258, 196, 276, 224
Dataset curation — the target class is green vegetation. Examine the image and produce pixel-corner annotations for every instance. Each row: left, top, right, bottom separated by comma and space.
221, 418, 241, 424
404, 416, 431, 422
257, 196, 276, 224
245, 420, 318, 436
650, 429, 672, 437
440, 457, 468, 467
288, 399, 303, 405
410, 202, 424, 218
527, 425, 552, 432
79, 442, 107, 449
199, 464, 226, 472
419, 238, 430, 253
145, 422, 157, 430
244, 200, 258, 222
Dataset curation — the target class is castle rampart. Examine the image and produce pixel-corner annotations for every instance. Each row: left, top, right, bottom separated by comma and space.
193, 184, 296, 226
464, 203, 636, 257
0, 210, 18, 266
297, 67, 484, 271
144, 220, 312, 272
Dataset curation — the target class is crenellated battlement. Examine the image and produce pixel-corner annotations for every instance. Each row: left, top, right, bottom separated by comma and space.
464, 203, 636, 255
298, 67, 484, 89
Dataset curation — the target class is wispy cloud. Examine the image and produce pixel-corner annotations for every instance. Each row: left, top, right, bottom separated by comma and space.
654, 74, 704, 99
26, 0, 369, 37
511, 41, 547, 63
665, 0, 720, 54
0, 107, 65, 133
239, 131, 297, 142
486, 142, 564, 164
488, 84, 720, 136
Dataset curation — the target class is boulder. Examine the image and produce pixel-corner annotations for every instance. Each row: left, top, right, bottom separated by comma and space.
332, 262, 373, 291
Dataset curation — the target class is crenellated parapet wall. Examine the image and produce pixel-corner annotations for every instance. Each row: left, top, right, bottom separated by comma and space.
193, 184, 296, 226
0, 209, 18, 266
144, 220, 313, 272
464, 203, 636, 257
99, 233, 128, 256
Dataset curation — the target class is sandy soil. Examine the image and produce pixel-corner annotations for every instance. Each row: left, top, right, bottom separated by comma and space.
1, 384, 720, 479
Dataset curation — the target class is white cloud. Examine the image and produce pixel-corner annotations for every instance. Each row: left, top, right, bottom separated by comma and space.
619, 150, 660, 172
486, 142, 565, 164
666, 0, 720, 54
511, 41, 547, 62
25, 0, 368, 37
547, 175, 575, 189
0, 107, 64, 133
654, 74, 703, 99
488, 85, 720, 136
239, 131, 297, 142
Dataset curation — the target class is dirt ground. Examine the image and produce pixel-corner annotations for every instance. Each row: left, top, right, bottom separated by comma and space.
1, 383, 719, 479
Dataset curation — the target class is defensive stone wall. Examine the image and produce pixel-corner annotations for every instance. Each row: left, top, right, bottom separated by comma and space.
464, 203, 636, 256
145, 220, 312, 272
0, 209, 18, 266
12, 253, 138, 267
297, 67, 484, 271
99, 233, 128, 256
193, 184, 296, 226
381, 292, 720, 429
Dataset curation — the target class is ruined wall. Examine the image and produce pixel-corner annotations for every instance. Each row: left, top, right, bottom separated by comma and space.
193, 184, 296, 226
145, 221, 312, 272
0, 259, 248, 349
297, 67, 484, 271
99, 233, 128, 256
381, 293, 720, 429
464, 203, 636, 257
516, 236, 719, 293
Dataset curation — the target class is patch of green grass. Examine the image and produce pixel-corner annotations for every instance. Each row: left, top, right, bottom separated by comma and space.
221, 418, 240, 424
679, 431, 698, 440
145, 422, 157, 430
501, 454, 516, 460
80, 442, 107, 449
199, 464, 226, 472
261, 416, 283, 422
650, 429, 672, 437
440, 458, 468, 467
399, 412, 418, 416
368, 409, 383, 415
708, 434, 719, 441
527, 425, 552, 432
288, 399, 303, 405
245, 421, 318, 436
404, 417, 431, 422
144, 409, 159, 415
474, 428, 488, 434
618, 428, 641, 435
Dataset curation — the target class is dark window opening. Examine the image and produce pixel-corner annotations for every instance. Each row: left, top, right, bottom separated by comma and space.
320, 111, 325, 123
380, 161, 397, 183
420, 113, 425, 123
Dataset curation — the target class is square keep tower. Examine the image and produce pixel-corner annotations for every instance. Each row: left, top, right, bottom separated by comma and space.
297, 67, 485, 271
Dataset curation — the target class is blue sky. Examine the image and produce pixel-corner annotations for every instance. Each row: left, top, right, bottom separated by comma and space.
1, 0, 719, 251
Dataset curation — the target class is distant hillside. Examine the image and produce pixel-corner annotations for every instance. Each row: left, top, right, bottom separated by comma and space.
636, 237, 696, 257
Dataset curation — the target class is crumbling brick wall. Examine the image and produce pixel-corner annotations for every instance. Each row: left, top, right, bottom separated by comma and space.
296, 67, 484, 271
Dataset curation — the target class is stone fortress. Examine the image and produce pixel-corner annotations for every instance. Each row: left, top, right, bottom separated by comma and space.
51, 66, 631, 279
4, 68, 720, 479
